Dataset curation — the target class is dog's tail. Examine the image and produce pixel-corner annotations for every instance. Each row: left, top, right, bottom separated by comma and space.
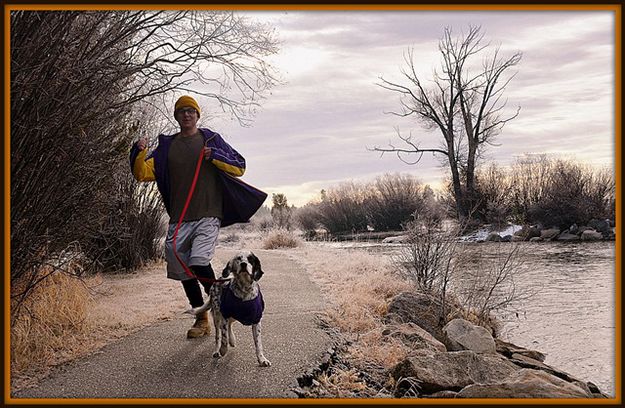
183, 301, 212, 316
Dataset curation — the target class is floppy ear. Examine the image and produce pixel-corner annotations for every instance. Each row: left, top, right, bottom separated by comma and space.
221, 260, 231, 278
250, 253, 263, 281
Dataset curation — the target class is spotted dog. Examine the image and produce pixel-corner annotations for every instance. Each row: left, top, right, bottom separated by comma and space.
186, 251, 271, 367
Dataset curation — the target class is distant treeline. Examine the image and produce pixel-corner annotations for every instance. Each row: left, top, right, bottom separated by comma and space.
284, 156, 614, 236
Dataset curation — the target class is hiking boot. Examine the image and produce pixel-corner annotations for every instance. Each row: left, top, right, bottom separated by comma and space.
187, 311, 210, 339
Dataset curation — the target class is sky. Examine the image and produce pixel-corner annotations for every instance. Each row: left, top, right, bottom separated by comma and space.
202, 9, 615, 207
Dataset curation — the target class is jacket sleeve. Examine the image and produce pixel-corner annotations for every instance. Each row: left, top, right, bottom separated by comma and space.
129, 143, 156, 182
209, 134, 246, 177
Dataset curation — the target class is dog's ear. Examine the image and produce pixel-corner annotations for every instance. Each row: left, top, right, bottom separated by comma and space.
221, 260, 231, 278
249, 252, 263, 281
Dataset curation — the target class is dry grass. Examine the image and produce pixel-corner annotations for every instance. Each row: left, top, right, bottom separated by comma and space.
9, 260, 200, 392
261, 228, 302, 249
317, 367, 369, 398
290, 247, 412, 371
10, 270, 96, 383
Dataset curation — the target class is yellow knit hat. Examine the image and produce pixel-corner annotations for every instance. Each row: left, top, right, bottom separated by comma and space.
174, 95, 201, 117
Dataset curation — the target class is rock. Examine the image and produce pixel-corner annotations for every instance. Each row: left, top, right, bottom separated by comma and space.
557, 232, 580, 242
501, 235, 512, 242
529, 237, 543, 242
514, 225, 541, 240
588, 219, 611, 236
443, 319, 496, 354
486, 233, 502, 242
390, 350, 518, 395
540, 228, 560, 240
383, 322, 447, 352
494, 338, 546, 362
569, 223, 579, 235
382, 235, 408, 244
508, 353, 586, 385
511, 235, 526, 242
386, 292, 452, 342
581, 229, 603, 241
456, 368, 593, 398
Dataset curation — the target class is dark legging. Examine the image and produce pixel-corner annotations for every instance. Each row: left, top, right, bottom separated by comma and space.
181, 264, 216, 308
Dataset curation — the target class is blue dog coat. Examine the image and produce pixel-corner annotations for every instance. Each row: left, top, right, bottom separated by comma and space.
219, 284, 265, 326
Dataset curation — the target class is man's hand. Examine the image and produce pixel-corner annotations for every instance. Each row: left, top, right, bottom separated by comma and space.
137, 138, 147, 151
203, 147, 212, 160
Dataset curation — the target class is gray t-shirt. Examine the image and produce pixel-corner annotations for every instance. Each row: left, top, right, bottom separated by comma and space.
168, 131, 223, 223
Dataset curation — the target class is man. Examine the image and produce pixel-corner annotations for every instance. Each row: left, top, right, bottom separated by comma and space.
130, 95, 267, 338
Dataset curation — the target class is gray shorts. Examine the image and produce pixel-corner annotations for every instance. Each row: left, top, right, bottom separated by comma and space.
165, 217, 220, 280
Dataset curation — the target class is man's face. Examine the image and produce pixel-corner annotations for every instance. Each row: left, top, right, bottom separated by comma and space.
174, 107, 199, 129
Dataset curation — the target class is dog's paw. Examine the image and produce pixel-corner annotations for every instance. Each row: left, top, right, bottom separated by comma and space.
212, 351, 222, 358
183, 308, 199, 315
258, 358, 272, 367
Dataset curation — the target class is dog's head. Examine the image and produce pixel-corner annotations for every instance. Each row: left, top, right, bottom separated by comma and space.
221, 251, 263, 282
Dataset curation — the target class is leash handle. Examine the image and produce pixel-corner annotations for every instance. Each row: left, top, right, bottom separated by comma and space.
171, 139, 229, 285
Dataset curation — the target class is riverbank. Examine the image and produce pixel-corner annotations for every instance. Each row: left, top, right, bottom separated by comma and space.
277, 242, 614, 399
10, 230, 615, 399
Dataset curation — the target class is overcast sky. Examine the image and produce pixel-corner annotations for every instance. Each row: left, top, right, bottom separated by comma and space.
204, 10, 615, 207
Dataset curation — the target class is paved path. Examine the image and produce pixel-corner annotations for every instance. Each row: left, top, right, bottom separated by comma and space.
14, 249, 332, 400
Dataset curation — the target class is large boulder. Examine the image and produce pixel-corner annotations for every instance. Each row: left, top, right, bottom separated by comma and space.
443, 318, 496, 354
514, 226, 541, 241
456, 369, 593, 398
557, 232, 580, 242
386, 292, 453, 342
588, 219, 611, 236
389, 350, 519, 395
382, 322, 447, 352
581, 229, 603, 241
382, 235, 408, 244
540, 228, 560, 240
495, 338, 546, 362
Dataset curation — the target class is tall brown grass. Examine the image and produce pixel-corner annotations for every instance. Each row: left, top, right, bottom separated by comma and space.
10, 260, 191, 392
10, 269, 98, 380
294, 248, 412, 369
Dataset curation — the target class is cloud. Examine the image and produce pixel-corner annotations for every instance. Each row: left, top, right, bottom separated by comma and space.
207, 10, 615, 207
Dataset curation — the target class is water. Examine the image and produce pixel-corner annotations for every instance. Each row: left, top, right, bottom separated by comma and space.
317, 240, 616, 397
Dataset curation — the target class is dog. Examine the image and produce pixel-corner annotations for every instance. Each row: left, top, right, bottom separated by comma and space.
185, 251, 271, 367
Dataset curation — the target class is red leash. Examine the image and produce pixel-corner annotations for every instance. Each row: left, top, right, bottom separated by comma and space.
171, 140, 229, 285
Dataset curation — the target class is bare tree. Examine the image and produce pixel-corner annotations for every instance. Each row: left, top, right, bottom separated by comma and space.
374, 26, 522, 221
10, 10, 279, 317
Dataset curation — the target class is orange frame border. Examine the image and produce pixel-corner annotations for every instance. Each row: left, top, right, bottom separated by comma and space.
3, 2, 622, 406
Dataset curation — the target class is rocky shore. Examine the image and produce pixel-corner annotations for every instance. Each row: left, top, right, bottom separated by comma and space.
295, 291, 609, 399
466, 219, 615, 243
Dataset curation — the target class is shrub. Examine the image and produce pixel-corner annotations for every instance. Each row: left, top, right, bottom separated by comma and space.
392, 217, 530, 330
317, 182, 369, 234
261, 228, 301, 249
249, 205, 273, 231
527, 159, 614, 228
294, 203, 322, 239
365, 173, 425, 231
473, 163, 513, 228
